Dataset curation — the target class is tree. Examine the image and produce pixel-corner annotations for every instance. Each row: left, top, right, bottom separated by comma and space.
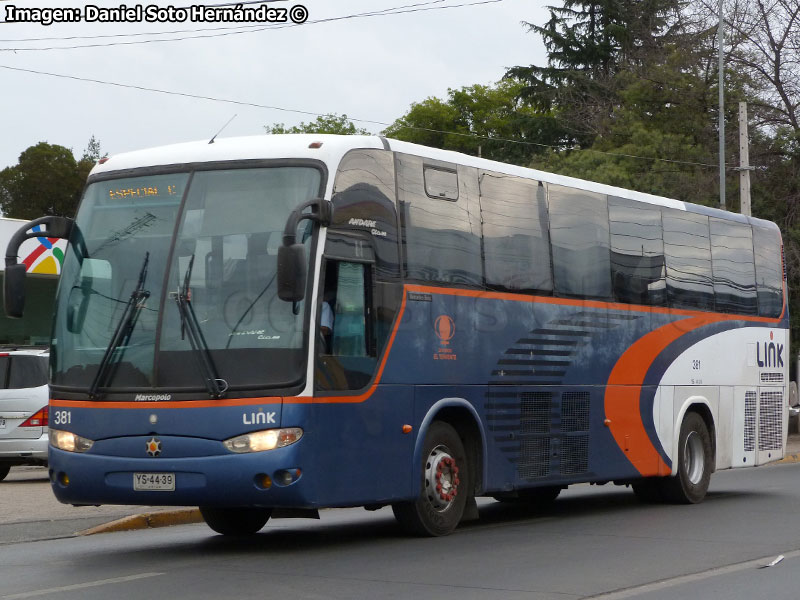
77, 135, 105, 186
81, 135, 104, 162
264, 113, 370, 135
506, 0, 685, 146
384, 80, 558, 165
0, 142, 85, 219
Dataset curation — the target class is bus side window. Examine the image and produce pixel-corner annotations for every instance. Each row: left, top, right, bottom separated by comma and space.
662, 209, 714, 311
753, 224, 783, 318
332, 262, 370, 357
397, 153, 482, 287
549, 185, 612, 299
316, 260, 377, 392
608, 197, 666, 306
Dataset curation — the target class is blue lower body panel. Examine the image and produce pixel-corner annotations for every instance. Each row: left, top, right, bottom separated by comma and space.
49, 442, 316, 508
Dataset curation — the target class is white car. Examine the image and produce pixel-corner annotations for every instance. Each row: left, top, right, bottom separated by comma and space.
0, 349, 49, 482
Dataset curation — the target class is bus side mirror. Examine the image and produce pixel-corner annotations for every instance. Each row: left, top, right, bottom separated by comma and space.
277, 244, 307, 302
4, 264, 27, 318
276, 198, 331, 303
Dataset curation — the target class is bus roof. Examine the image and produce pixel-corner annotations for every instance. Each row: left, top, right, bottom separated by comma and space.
90, 134, 777, 231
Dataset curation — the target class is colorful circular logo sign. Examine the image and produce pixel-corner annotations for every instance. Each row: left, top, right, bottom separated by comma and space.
21, 225, 65, 274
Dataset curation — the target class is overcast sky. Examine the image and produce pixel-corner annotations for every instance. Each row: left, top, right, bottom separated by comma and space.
0, 0, 549, 170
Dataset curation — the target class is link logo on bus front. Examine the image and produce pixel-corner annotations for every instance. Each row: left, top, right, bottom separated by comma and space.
243, 410, 277, 425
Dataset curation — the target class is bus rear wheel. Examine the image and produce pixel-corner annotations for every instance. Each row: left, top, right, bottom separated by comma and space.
392, 421, 469, 537
659, 412, 712, 504
199, 506, 272, 535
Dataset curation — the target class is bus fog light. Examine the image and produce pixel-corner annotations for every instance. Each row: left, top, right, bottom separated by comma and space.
58, 472, 70, 486
50, 429, 94, 453
223, 428, 303, 453
256, 474, 272, 489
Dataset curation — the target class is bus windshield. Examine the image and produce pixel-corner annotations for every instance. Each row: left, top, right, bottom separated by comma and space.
51, 166, 322, 395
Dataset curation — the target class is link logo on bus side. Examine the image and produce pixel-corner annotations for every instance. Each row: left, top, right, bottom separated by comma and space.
757, 333, 785, 369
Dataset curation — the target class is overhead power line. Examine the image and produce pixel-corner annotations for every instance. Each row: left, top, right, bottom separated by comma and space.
0, 63, 730, 169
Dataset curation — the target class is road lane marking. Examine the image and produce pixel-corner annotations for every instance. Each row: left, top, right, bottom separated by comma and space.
1, 572, 164, 599
585, 550, 800, 599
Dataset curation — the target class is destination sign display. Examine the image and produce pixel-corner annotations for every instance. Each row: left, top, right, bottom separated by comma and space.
108, 184, 180, 200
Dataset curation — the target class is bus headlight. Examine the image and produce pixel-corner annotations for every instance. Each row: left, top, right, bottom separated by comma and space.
223, 428, 303, 453
49, 429, 94, 453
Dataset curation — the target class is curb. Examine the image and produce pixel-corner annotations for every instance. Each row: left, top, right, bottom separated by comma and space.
778, 452, 800, 464
79, 508, 203, 536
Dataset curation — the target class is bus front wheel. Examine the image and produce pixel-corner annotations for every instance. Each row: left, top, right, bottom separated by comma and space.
660, 412, 712, 504
199, 506, 272, 535
392, 421, 470, 536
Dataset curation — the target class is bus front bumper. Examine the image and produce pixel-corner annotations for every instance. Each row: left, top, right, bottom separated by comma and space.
48, 445, 316, 508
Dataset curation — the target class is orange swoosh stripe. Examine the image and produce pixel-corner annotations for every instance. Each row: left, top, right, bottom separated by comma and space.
604, 315, 720, 476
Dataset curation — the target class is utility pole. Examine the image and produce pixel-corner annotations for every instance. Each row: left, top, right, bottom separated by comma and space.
718, 0, 726, 210
738, 102, 752, 216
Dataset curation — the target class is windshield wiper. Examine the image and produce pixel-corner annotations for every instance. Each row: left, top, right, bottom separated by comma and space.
173, 254, 227, 399
89, 252, 150, 399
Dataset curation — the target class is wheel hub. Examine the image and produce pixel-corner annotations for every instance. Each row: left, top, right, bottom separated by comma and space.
424, 445, 461, 511
684, 430, 705, 485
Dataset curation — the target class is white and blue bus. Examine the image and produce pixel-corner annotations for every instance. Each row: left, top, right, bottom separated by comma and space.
4, 135, 789, 536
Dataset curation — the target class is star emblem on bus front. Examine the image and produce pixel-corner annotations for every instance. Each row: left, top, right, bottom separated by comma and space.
146, 437, 162, 457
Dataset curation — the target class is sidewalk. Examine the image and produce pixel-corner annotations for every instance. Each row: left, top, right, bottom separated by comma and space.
0, 467, 201, 543
782, 432, 800, 462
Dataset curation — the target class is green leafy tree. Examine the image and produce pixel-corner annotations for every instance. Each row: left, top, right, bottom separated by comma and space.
384, 80, 557, 165
0, 142, 85, 219
265, 113, 369, 135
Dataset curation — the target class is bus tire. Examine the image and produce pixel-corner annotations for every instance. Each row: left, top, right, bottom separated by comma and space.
392, 421, 469, 537
199, 506, 272, 535
659, 412, 712, 504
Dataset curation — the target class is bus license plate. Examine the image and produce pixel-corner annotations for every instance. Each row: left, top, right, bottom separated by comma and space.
133, 472, 175, 491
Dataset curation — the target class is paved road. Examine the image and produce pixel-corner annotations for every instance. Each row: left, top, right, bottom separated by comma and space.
2, 462, 800, 600
0, 467, 193, 544
4, 432, 799, 543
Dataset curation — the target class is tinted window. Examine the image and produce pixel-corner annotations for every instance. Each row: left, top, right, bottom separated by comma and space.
549, 185, 612, 299
398, 154, 482, 286
608, 197, 665, 306
480, 172, 552, 293
316, 261, 377, 392
8, 356, 48, 388
753, 224, 784, 318
662, 210, 714, 310
709, 218, 757, 314
331, 149, 400, 279
0, 356, 8, 388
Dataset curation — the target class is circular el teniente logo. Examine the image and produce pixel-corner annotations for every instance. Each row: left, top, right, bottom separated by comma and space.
434, 315, 455, 344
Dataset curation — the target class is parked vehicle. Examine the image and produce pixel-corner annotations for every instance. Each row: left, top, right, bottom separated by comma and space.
0, 349, 49, 481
